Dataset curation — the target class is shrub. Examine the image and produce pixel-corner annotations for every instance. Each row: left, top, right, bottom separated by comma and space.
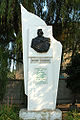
65, 53, 80, 104
64, 110, 80, 120
0, 105, 21, 120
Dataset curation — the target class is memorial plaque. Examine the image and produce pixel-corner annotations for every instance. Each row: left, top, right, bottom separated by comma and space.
40, 57, 51, 63
35, 67, 48, 84
30, 57, 51, 63
30, 58, 39, 63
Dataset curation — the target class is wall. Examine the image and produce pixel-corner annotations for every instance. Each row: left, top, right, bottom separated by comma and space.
2, 78, 74, 106
57, 79, 73, 104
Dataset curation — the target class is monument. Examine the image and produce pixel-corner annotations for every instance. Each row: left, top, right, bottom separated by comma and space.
19, 4, 62, 120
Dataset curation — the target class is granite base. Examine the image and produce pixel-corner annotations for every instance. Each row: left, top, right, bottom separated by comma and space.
19, 108, 62, 120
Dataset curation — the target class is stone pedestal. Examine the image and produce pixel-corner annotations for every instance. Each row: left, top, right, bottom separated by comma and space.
19, 109, 62, 120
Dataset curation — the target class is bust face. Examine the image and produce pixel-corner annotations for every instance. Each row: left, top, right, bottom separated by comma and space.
31, 29, 51, 53
37, 29, 43, 37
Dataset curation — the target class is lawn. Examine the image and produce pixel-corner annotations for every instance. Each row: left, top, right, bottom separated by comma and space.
63, 110, 80, 120
0, 105, 22, 120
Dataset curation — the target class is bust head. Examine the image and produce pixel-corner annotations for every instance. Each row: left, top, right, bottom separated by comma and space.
37, 29, 43, 37
31, 28, 51, 53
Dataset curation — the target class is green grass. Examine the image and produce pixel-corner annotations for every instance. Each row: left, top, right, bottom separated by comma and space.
0, 105, 21, 120
64, 110, 80, 120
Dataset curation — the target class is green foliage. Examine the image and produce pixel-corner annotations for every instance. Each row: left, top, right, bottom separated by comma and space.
15, 31, 23, 62
65, 110, 80, 120
23, 0, 35, 13
0, 46, 9, 101
65, 53, 80, 94
0, 0, 80, 62
7, 71, 15, 79
0, 0, 80, 103
0, 105, 21, 120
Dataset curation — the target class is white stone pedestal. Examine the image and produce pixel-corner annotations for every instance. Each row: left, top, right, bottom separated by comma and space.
19, 109, 62, 120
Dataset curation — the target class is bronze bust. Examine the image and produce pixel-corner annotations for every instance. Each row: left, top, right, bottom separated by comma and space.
31, 29, 51, 53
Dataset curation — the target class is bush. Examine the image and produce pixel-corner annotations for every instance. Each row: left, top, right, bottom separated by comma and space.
65, 53, 80, 105
64, 110, 80, 120
65, 53, 80, 94
0, 105, 21, 120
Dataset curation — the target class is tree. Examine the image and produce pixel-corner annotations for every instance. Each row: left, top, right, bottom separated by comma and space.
0, 46, 9, 101
0, 0, 21, 101
65, 53, 80, 105
0, 0, 38, 101
0, 0, 80, 101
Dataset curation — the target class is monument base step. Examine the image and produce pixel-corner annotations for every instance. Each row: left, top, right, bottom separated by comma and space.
19, 108, 62, 120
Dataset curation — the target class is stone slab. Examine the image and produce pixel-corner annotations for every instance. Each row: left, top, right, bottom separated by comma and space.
19, 108, 62, 120
28, 27, 62, 110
